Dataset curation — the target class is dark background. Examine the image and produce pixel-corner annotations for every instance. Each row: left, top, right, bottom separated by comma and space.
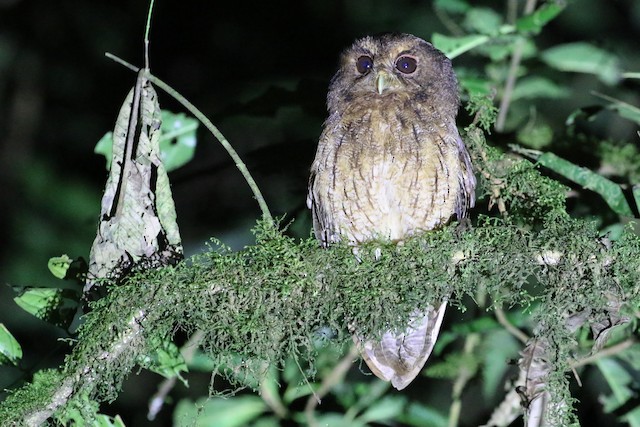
1, 0, 640, 425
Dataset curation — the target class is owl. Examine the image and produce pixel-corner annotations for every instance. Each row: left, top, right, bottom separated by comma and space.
307, 33, 476, 390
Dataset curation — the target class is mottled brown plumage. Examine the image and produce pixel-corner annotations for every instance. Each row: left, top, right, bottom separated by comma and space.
307, 33, 475, 389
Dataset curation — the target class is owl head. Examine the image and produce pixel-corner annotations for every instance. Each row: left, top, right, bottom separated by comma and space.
327, 33, 459, 118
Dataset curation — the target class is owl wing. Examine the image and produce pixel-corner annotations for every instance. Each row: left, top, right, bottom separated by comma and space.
454, 133, 476, 220
306, 170, 329, 245
354, 301, 447, 390
307, 126, 341, 247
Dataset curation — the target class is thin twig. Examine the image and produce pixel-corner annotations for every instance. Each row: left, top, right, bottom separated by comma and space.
144, 0, 155, 70
304, 345, 359, 427
506, 0, 518, 25
147, 330, 205, 420
570, 339, 635, 368
432, 4, 465, 37
494, 306, 529, 344
106, 53, 138, 72
570, 365, 582, 388
495, 0, 538, 132
293, 351, 320, 412
104, 53, 274, 224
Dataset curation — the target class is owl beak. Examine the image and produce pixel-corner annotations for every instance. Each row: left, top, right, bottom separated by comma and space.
375, 70, 396, 95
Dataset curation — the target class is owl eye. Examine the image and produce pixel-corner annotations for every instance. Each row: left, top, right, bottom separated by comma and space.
356, 55, 373, 74
395, 56, 417, 74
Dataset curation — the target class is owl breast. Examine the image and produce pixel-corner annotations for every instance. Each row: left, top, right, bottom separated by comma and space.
309, 99, 465, 245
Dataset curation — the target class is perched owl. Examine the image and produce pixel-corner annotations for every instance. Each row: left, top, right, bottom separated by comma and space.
307, 33, 476, 390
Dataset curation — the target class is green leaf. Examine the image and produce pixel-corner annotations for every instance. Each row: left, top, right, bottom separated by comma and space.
481, 329, 520, 399
399, 402, 448, 427
451, 315, 500, 335
541, 42, 622, 85
159, 110, 199, 172
516, 3, 565, 34
259, 366, 287, 418
459, 76, 493, 97
358, 395, 406, 423
517, 117, 553, 150
13, 287, 79, 328
432, 33, 490, 59
536, 152, 633, 217
425, 351, 479, 380
173, 396, 267, 427
434, 0, 470, 14
596, 357, 640, 427
463, 8, 503, 35
188, 349, 216, 372
0, 324, 22, 366
48, 254, 73, 279
627, 409, 640, 427
283, 380, 318, 404
479, 36, 537, 62
94, 414, 126, 427
137, 337, 188, 385
251, 417, 281, 427
436, 315, 499, 354
511, 76, 570, 101
94, 132, 114, 170
305, 413, 364, 427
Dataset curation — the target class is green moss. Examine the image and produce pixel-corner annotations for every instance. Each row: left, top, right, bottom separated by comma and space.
0, 369, 64, 425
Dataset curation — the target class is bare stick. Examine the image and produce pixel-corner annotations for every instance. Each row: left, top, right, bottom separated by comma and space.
495, 305, 529, 344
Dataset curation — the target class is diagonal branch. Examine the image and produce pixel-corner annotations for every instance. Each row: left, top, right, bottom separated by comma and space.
105, 52, 274, 224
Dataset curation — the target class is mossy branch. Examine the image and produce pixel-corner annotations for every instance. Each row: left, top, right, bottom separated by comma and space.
1, 207, 639, 424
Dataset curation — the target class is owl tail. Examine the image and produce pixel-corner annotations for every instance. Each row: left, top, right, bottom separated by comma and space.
354, 301, 447, 390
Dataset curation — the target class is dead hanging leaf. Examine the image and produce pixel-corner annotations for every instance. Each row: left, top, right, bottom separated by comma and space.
84, 70, 183, 296
590, 292, 629, 353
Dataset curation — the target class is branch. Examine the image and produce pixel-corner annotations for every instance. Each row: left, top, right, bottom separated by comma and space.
24, 309, 148, 425
104, 52, 274, 224
1, 213, 638, 424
